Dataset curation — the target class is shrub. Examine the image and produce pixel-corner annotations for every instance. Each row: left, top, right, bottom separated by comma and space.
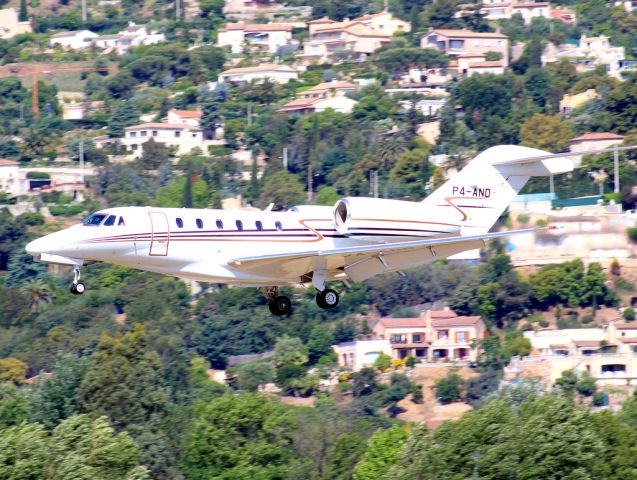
627, 227, 637, 243
374, 352, 392, 371
536, 218, 548, 227
405, 356, 418, 368
624, 307, 636, 322
516, 213, 530, 225
592, 391, 605, 406
615, 277, 635, 292
575, 375, 597, 397
610, 258, 621, 276
435, 372, 465, 404
48, 204, 84, 216
26, 171, 50, 179
581, 314, 594, 324
411, 383, 423, 404
539, 319, 549, 328
17, 212, 44, 225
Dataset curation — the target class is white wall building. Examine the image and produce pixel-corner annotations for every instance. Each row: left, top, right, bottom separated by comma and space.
218, 64, 299, 84
0, 159, 20, 198
121, 123, 204, 156
333, 339, 392, 371
0, 8, 31, 39
50, 30, 98, 50
166, 109, 202, 127
217, 22, 293, 53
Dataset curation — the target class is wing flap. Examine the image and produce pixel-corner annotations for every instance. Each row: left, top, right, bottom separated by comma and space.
229, 228, 542, 281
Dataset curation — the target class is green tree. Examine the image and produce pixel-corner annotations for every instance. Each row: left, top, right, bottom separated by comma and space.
257, 171, 306, 209
182, 393, 294, 479
274, 335, 308, 367
187, 356, 228, 403
0, 415, 150, 480
155, 176, 210, 208
0, 383, 29, 428
237, 362, 275, 392
354, 426, 408, 480
138, 138, 172, 170
373, 352, 392, 371
307, 325, 335, 364
435, 371, 465, 404
108, 101, 140, 138
508, 336, 532, 357
520, 113, 574, 151
27, 354, 88, 429
18, 0, 27, 21
78, 324, 170, 431
374, 48, 448, 77
555, 369, 578, 396
0, 357, 27, 384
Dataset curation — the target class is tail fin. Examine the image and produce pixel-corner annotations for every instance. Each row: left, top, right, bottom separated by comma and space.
423, 145, 574, 235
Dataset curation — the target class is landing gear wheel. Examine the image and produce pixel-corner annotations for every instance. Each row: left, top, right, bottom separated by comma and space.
268, 295, 292, 316
316, 289, 339, 309
70, 282, 86, 295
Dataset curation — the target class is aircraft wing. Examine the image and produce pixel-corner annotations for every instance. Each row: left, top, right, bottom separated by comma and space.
229, 227, 545, 283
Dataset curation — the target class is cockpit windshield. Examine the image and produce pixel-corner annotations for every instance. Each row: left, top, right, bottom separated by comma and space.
82, 213, 107, 226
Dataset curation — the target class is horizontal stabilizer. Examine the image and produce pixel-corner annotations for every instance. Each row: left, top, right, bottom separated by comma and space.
484, 145, 573, 176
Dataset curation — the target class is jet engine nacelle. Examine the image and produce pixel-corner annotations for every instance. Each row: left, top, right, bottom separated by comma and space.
334, 197, 455, 240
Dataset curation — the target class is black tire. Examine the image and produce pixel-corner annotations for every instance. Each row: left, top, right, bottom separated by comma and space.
269, 296, 292, 316
316, 289, 339, 309
70, 283, 77, 294
74, 282, 86, 294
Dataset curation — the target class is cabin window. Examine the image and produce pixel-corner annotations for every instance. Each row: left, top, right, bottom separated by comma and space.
236, 220, 243, 231
103, 215, 116, 226
275, 221, 283, 231
216, 219, 223, 229
176, 218, 184, 228
255, 221, 263, 231
82, 213, 107, 226
196, 218, 203, 229
118, 216, 125, 226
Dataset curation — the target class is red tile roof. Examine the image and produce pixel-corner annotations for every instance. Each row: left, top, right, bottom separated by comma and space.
430, 310, 457, 318
616, 322, 637, 329
169, 109, 202, 119
277, 97, 323, 112
469, 61, 505, 68
303, 81, 356, 93
0, 159, 18, 166
125, 122, 201, 131
220, 22, 293, 32
221, 64, 297, 75
432, 316, 482, 327
308, 17, 337, 24
569, 132, 625, 142
574, 340, 600, 348
379, 317, 426, 328
428, 28, 508, 39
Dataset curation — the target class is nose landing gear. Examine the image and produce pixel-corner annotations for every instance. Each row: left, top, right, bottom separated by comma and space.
70, 266, 86, 295
262, 287, 292, 316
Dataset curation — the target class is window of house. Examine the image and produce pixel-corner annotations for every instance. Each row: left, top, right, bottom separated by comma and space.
391, 334, 407, 344
176, 218, 183, 228
415, 348, 427, 357
140, 131, 147, 137
196, 218, 203, 229
103, 215, 116, 226
255, 221, 263, 231
236, 220, 243, 231
456, 331, 468, 343
175, 131, 181, 138
437, 329, 449, 340
152, 131, 158, 137
275, 221, 283, 231
130, 131, 137, 137
412, 333, 423, 343
216, 219, 223, 229
192, 133, 197, 138
497, 40, 503, 46
131, 144, 138, 150
449, 40, 464, 50
118, 216, 125, 226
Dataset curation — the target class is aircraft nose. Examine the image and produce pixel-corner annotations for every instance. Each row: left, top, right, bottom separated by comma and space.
25, 236, 52, 257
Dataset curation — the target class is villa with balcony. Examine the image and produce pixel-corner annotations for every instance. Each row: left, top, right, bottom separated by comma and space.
514, 320, 637, 385
421, 28, 510, 66
371, 309, 487, 362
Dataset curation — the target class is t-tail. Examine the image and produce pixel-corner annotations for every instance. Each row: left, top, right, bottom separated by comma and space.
422, 145, 575, 235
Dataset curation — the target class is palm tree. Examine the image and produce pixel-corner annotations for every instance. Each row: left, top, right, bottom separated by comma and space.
20, 279, 52, 311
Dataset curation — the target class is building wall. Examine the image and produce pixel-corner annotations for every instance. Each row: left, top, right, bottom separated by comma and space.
422, 33, 509, 66
569, 138, 623, 153
0, 8, 31, 39
219, 70, 298, 84
122, 128, 204, 156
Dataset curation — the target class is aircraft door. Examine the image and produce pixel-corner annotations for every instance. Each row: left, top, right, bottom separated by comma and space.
149, 211, 169, 256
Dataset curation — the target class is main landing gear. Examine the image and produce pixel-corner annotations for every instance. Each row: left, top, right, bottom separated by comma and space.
316, 288, 339, 310
263, 287, 292, 316
70, 266, 86, 295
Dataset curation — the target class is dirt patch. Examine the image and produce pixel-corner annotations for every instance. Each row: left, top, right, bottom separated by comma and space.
279, 396, 316, 408
395, 365, 478, 425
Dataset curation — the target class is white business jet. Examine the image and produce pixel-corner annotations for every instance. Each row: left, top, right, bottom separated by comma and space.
25, 144, 605, 315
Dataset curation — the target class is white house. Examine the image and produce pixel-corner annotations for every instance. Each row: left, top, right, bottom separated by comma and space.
121, 123, 204, 156
92, 22, 165, 54
62, 101, 103, 121
332, 339, 392, 371
0, 8, 31, 39
399, 98, 446, 117
218, 64, 299, 84
166, 109, 202, 127
569, 132, 625, 153
217, 22, 293, 53
0, 159, 20, 198
49, 30, 98, 50
277, 95, 358, 115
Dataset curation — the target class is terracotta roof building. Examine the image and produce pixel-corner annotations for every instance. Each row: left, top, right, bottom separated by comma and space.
372, 309, 487, 361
